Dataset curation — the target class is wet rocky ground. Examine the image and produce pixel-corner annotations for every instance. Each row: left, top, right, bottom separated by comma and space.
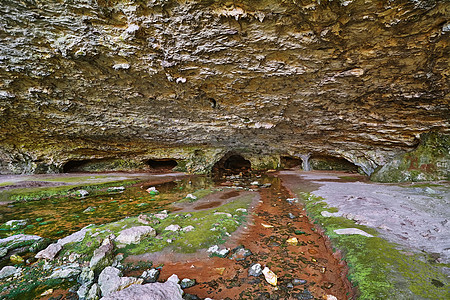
0, 170, 448, 299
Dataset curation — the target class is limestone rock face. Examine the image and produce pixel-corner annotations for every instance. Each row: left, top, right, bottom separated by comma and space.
0, 0, 448, 175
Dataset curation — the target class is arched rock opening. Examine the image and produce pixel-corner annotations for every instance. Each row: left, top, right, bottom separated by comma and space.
281, 156, 303, 169
310, 155, 358, 172
146, 159, 178, 170
212, 153, 251, 177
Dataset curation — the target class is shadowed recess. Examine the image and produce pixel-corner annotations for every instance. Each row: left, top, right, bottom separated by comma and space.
146, 159, 178, 170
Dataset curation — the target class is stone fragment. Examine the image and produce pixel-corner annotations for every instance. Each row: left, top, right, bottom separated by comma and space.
0, 266, 19, 279
180, 278, 196, 289
58, 227, 88, 246
248, 263, 262, 277
0, 247, 7, 258
230, 245, 252, 261
286, 237, 298, 246
2, 219, 27, 230
98, 266, 143, 297
100, 281, 183, 300
292, 278, 307, 286
87, 283, 100, 300
154, 211, 168, 220
77, 283, 91, 300
321, 211, 341, 218
90, 237, 114, 273
325, 295, 338, 300
35, 243, 62, 260
138, 214, 151, 225
182, 225, 194, 232
167, 274, 179, 284
185, 194, 197, 200
214, 212, 232, 218
334, 228, 374, 237
262, 267, 277, 286
77, 190, 89, 197
207, 245, 230, 258
146, 187, 159, 195
40, 289, 53, 296
215, 267, 225, 275
10, 254, 24, 264
165, 224, 181, 232
288, 212, 296, 219
108, 186, 125, 192
49, 265, 81, 279
78, 267, 95, 285
116, 226, 156, 244
83, 206, 96, 213
141, 268, 160, 283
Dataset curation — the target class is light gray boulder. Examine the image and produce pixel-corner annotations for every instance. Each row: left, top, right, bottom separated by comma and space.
116, 226, 156, 244
100, 281, 183, 300
0, 266, 20, 279
35, 243, 62, 260
89, 237, 114, 273
98, 266, 143, 297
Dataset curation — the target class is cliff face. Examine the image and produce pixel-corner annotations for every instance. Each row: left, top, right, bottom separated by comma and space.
0, 0, 449, 176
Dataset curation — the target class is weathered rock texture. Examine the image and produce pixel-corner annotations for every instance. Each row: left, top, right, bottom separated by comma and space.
0, 0, 448, 176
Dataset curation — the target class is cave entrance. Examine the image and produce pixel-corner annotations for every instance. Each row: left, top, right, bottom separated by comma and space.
281, 156, 303, 169
212, 153, 251, 177
146, 159, 178, 171
62, 159, 101, 173
310, 155, 358, 172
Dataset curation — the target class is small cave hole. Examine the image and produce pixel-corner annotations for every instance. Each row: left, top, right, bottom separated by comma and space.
146, 159, 178, 171
212, 153, 251, 177
281, 156, 303, 169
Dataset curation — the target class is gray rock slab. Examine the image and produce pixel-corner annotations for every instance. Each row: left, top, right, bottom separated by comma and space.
0, 266, 19, 279
116, 226, 156, 244
100, 281, 183, 300
35, 243, 62, 260
334, 228, 374, 237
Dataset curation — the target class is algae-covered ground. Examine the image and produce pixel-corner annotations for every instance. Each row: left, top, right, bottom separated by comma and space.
0, 174, 256, 299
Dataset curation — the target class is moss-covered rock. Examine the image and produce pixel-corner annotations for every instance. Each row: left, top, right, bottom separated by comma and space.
371, 132, 450, 182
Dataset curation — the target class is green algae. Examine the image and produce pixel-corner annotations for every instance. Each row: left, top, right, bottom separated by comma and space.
371, 132, 450, 182
63, 193, 253, 263
298, 191, 449, 299
1, 179, 139, 203
0, 260, 71, 300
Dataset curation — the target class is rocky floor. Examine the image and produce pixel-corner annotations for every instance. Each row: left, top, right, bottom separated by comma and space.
0, 170, 448, 299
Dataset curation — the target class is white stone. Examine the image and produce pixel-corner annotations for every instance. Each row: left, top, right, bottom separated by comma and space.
182, 225, 194, 232
167, 274, 179, 284
185, 194, 197, 200
334, 228, 374, 237
165, 224, 181, 232
213, 212, 232, 218
100, 281, 182, 300
58, 228, 88, 246
113, 63, 130, 70
0, 266, 19, 279
48, 267, 81, 279
35, 243, 62, 260
0, 234, 42, 248
116, 226, 156, 244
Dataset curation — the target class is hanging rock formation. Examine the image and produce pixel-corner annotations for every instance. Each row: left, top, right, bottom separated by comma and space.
0, 0, 448, 179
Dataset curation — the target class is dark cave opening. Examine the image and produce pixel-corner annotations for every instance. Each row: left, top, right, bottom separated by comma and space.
146, 159, 178, 170
309, 155, 358, 172
281, 156, 303, 169
212, 153, 252, 177
62, 159, 98, 173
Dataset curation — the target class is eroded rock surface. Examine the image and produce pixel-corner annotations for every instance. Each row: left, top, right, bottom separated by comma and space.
0, 0, 448, 176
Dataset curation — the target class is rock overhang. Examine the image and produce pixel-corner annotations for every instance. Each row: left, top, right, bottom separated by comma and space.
0, 0, 448, 175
